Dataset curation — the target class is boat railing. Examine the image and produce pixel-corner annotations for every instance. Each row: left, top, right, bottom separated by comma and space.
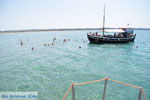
61, 77, 147, 100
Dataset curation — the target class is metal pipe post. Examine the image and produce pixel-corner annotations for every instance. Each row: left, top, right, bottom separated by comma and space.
72, 84, 75, 100
138, 88, 142, 100
102, 78, 108, 100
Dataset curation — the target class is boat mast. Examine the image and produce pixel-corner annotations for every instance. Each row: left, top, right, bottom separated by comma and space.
102, 4, 105, 36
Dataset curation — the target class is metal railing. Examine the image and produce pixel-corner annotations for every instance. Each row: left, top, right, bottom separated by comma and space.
61, 78, 147, 100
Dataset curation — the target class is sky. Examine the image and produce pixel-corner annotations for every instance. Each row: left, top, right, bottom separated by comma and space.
0, 0, 150, 30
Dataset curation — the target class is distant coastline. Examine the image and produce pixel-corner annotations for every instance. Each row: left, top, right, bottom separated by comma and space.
0, 28, 150, 33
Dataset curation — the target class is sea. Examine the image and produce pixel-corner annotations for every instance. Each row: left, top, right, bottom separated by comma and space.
0, 30, 149, 100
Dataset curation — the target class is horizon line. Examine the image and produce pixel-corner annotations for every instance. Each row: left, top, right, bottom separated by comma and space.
0, 27, 150, 33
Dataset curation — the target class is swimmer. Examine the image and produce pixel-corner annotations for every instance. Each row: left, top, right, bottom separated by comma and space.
20, 40, 23, 45
32, 47, 34, 50
79, 46, 81, 49
52, 43, 54, 45
53, 37, 56, 42
64, 39, 67, 43
136, 46, 138, 48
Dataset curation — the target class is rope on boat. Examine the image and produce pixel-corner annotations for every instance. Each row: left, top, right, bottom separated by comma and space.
61, 77, 147, 100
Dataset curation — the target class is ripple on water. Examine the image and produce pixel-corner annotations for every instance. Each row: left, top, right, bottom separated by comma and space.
0, 30, 150, 100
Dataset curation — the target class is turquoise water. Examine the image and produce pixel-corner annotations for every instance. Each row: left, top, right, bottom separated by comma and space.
0, 30, 150, 100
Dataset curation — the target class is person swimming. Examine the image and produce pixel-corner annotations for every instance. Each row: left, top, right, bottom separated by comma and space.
53, 37, 56, 42
20, 40, 23, 45
32, 47, 34, 50
64, 39, 67, 43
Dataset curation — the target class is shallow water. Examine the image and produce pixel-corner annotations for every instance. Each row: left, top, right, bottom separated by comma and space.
0, 30, 150, 100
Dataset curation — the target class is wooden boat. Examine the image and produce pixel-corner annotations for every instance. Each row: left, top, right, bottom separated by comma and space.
87, 28, 136, 44
87, 5, 136, 44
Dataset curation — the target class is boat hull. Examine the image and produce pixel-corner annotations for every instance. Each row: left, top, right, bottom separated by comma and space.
87, 34, 136, 44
